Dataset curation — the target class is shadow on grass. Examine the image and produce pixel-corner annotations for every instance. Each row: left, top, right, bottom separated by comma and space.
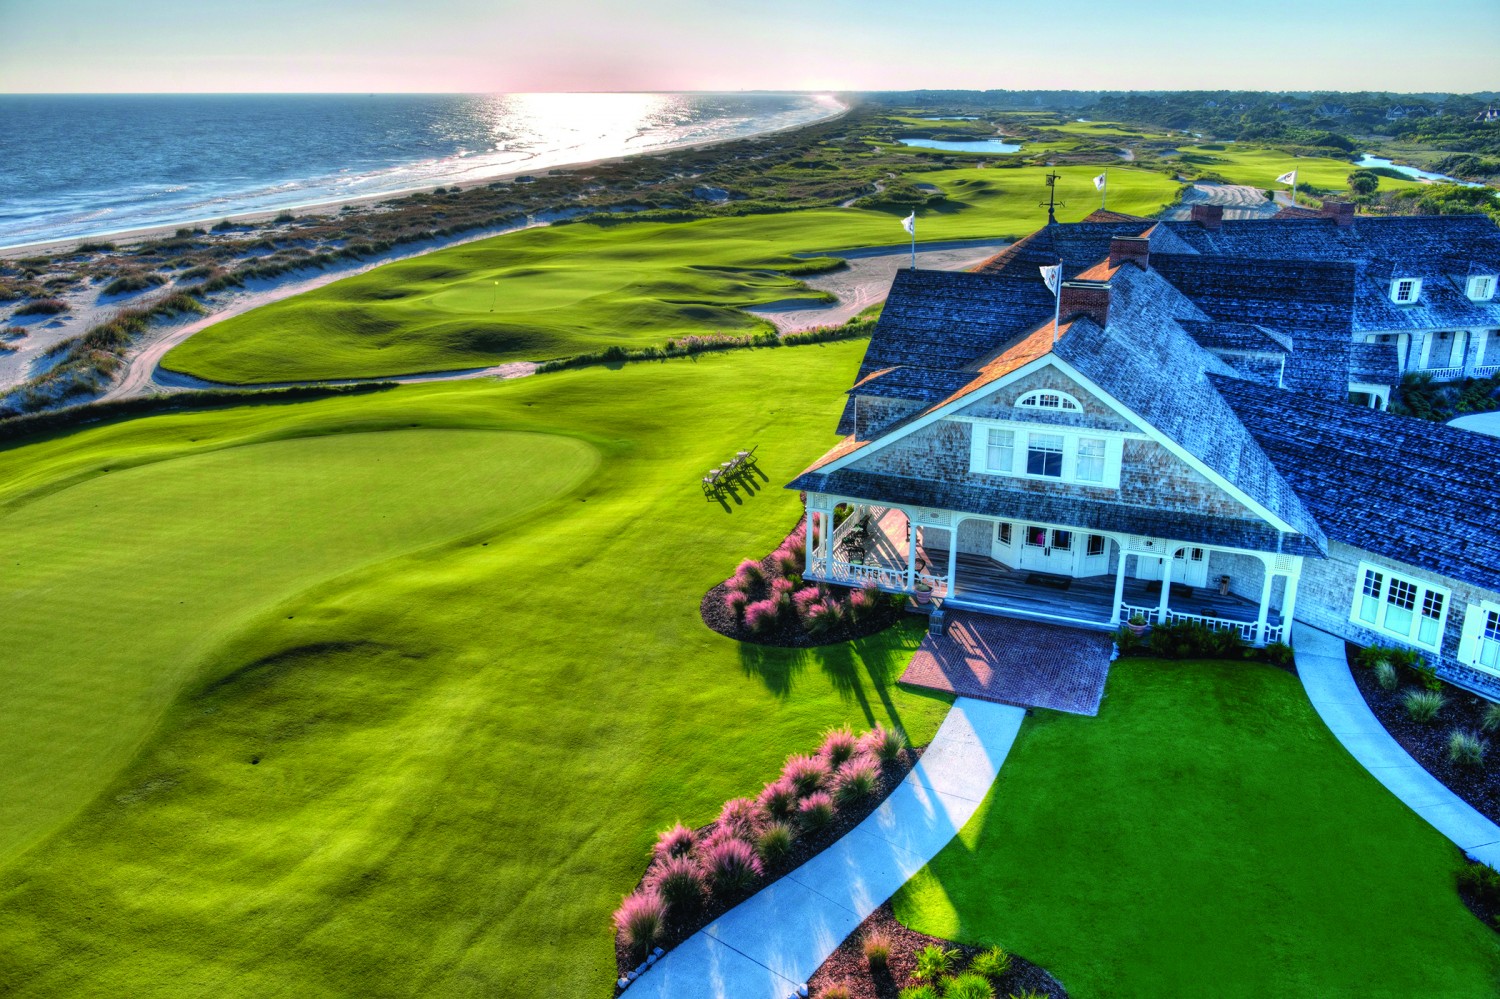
707, 464, 770, 512
737, 620, 938, 734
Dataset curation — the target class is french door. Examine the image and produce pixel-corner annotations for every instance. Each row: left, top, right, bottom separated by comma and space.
1018, 524, 1076, 575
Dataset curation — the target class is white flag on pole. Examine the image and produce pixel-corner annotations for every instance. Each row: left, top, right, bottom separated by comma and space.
901, 212, 916, 235
1039, 264, 1061, 294
1276, 170, 1297, 185
1093, 173, 1107, 192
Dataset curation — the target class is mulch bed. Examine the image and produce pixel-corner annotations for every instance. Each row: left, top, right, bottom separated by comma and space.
808, 901, 1069, 999
1345, 642, 1500, 824
615, 748, 922, 981
1458, 868, 1500, 932
699, 524, 905, 648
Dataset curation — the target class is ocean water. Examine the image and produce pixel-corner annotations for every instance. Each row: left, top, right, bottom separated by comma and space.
0, 92, 841, 247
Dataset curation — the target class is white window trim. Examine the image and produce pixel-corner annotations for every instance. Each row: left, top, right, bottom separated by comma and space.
1389, 277, 1422, 305
1459, 599, 1500, 676
968, 419, 1123, 489
1348, 560, 1449, 653
1015, 389, 1084, 412
1467, 275, 1497, 303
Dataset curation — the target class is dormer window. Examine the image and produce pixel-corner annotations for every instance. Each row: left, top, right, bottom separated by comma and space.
1015, 389, 1083, 412
1390, 278, 1421, 304
1469, 275, 1497, 302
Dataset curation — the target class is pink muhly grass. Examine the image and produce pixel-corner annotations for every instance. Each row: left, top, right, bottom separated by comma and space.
793, 585, 823, 616
804, 601, 842, 635
832, 754, 880, 806
652, 821, 696, 862
744, 598, 779, 633
613, 888, 667, 955
724, 589, 749, 618
717, 796, 762, 839
771, 546, 802, 577
797, 790, 836, 831
861, 723, 907, 763
847, 584, 877, 622
735, 558, 766, 588
782, 753, 830, 796
819, 725, 860, 768
757, 777, 799, 821
646, 853, 706, 910
700, 836, 764, 894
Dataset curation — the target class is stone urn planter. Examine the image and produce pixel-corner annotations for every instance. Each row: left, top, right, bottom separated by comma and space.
1127, 613, 1150, 637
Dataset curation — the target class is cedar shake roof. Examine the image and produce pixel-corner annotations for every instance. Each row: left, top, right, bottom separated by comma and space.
1349, 341, 1401, 385
1082, 209, 1152, 223
1175, 319, 1292, 355
1273, 206, 1323, 219
1216, 375, 1500, 593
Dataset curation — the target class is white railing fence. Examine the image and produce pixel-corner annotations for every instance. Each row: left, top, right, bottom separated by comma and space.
1116, 604, 1280, 646
1422, 366, 1463, 382
1473, 364, 1500, 379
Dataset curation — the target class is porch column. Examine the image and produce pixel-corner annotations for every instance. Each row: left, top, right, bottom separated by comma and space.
946, 523, 960, 600
804, 508, 816, 576
1254, 559, 1275, 646
905, 513, 917, 591
1156, 548, 1174, 623
1111, 543, 1128, 625
823, 511, 835, 579
1281, 566, 1302, 636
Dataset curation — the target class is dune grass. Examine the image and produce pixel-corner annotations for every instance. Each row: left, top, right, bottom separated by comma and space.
893, 657, 1500, 997
0, 340, 952, 998
161, 164, 1181, 385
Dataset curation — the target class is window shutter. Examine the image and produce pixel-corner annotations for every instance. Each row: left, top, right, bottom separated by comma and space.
1458, 604, 1485, 666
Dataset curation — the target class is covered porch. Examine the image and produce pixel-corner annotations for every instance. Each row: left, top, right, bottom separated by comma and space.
802, 495, 1300, 646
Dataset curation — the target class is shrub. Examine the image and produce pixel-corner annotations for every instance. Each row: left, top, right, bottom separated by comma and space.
724, 589, 749, 619
613, 889, 666, 955
797, 791, 835, 831
1412, 662, 1443, 693
912, 944, 958, 981
819, 726, 860, 767
862, 928, 891, 970
941, 972, 995, 999
818, 983, 852, 999
861, 723, 906, 763
273, 211, 296, 223
782, 754, 830, 796
717, 797, 761, 838
700, 836, 763, 894
832, 754, 880, 806
652, 821, 695, 861
898, 987, 940, 999
1458, 862, 1500, 906
1404, 689, 1446, 724
969, 944, 1013, 980
1449, 728, 1488, 767
1483, 703, 1500, 733
1374, 661, 1399, 691
755, 821, 794, 865
744, 598, 779, 633
756, 778, 799, 821
646, 853, 705, 910
1263, 641, 1294, 667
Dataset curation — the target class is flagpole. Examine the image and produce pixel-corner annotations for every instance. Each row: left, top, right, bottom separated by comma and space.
1102, 168, 1108, 211
910, 219, 916, 271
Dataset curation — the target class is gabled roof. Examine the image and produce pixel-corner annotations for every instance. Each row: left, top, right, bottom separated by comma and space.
1215, 375, 1500, 594
972, 220, 1156, 282
1175, 319, 1292, 355
1349, 341, 1401, 385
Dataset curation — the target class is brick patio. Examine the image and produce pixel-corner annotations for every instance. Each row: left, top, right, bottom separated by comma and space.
899, 611, 1115, 716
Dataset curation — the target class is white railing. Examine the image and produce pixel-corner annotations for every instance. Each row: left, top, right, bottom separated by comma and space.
1117, 604, 1280, 646
811, 558, 906, 592
1422, 366, 1463, 382
1473, 364, 1500, 379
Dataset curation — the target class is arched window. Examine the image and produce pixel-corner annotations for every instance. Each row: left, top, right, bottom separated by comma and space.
1015, 389, 1083, 413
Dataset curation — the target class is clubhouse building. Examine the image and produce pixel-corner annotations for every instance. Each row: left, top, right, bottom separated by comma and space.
788, 205, 1500, 699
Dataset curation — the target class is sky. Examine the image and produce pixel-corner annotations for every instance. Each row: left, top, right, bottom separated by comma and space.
1, 0, 1496, 94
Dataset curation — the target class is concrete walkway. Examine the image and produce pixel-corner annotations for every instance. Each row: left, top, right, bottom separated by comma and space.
627, 698, 1026, 999
1294, 624, 1500, 868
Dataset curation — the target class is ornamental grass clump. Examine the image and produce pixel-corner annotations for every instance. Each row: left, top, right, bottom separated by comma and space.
700, 836, 763, 894
717, 797, 761, 839
772, 546, 802, 578
861, 723, 906, 763
832, 754, 880, 806
897, 987, 939, 999
797, 791, 835, 831
724, 589, 749, 619
782, 754, 830, 796
755, 821, 794, 865
646, 853, 705, 911
847, 583, 878, 623
819, 725, 860, 768
744, 598, 779, 633
1374, 660, 1398, 691
1449, 728, 1489, 767
940, 972, 995, 999
803, 600, 843, 635
733, 558, 765, 590
817, 984, 852, 999
756, 778, 799, 822
912, 944, 958, 981
969, 944, 1013, 980
862, 928, 892, 970
652, 821, 696, 862
613, 889, 666, 956
1483, 703, 1500, 733
1404, 689, 1446, 724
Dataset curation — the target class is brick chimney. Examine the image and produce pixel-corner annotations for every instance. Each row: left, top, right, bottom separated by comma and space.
1320, 199, 1356, 226
1059, 280, 1111, 328
1190, 204, 1224, 230
1108, 235, 1150, 269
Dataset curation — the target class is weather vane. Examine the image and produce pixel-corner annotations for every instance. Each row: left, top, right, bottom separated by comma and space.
1040, 171, 1065, 224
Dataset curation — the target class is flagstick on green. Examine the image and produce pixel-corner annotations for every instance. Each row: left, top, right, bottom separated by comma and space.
902, 211, 916, 270
490, 280, 498, 311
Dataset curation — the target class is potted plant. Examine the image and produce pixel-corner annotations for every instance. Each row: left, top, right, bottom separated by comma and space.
914, 581, 934, 605
1219, 574, 1231, 596
1127, 613, 1150, 637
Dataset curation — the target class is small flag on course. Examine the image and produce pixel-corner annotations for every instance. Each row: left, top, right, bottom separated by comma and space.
1039, 263, 1061, 294
901, 212, 916, 235
1093, 173, 1107, 192
1276, 170, 1297, 185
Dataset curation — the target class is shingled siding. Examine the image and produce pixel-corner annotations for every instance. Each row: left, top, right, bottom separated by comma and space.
1296, 541, 1500, 699
959, 367, 1136, 433
1206, 550, 1275, 610
851, 395, 925, 439
956, 517, 992, 555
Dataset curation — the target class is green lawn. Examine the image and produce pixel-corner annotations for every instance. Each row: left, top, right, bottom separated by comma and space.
894, 657, 1500, 997
161, 164, 1181, 385
0, 341, 952, 997
1172, 142, 1420, 193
